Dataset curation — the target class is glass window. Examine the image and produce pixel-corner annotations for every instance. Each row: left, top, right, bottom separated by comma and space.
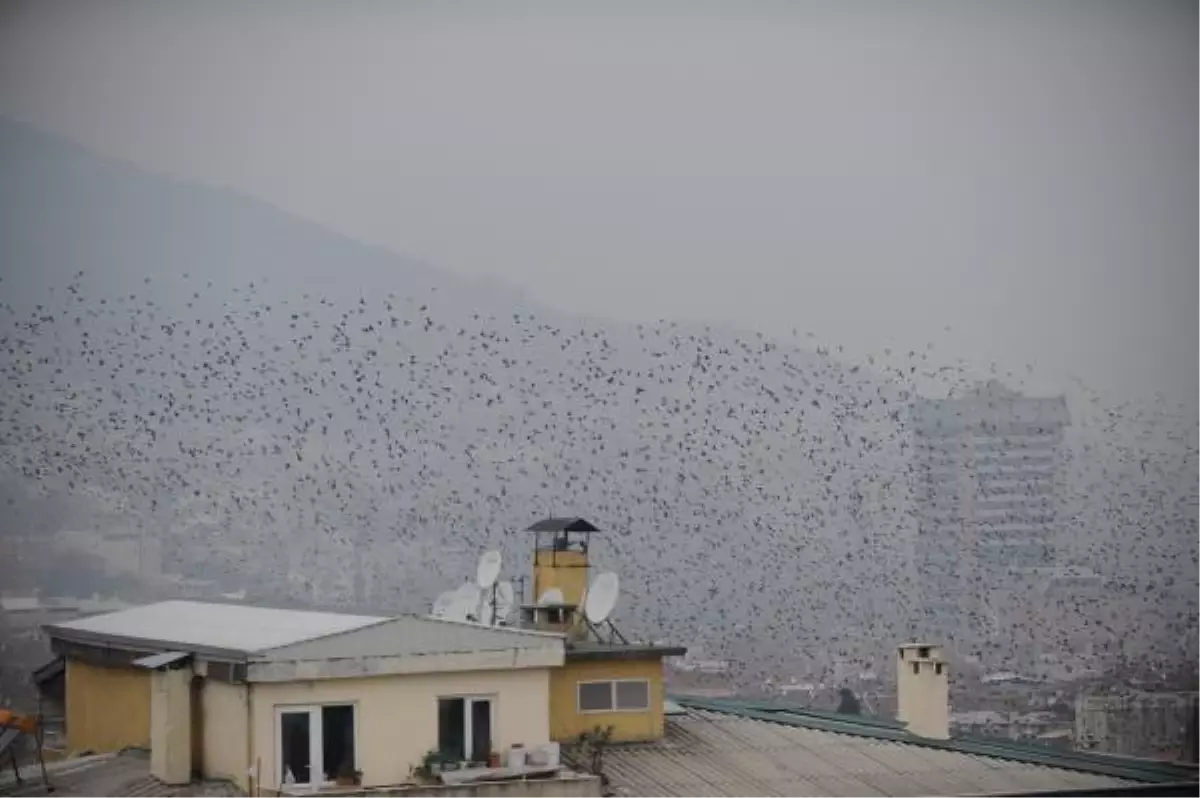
471, 698, 492, 763
438, 698, 465, 761
578, 680, 650, 712
578, 681, 614, 711
321, 705, 355, 782
280, 710, 311, 786
615, 680, 650, 710
277, 704, 355, 787
437, 696, 492, 763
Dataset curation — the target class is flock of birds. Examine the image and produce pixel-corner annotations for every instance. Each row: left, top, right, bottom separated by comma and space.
0, 115, 1194, 688
1, 264, 1195, 687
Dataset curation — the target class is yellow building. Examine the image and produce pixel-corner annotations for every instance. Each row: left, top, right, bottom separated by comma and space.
522, 517, 687, 744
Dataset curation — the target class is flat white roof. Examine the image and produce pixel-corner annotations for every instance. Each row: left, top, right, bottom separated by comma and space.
48, 600, 387, 654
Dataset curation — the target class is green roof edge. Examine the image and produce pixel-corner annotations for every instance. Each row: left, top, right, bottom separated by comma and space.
688, 696, 908, 730
669, 694, 1200, 784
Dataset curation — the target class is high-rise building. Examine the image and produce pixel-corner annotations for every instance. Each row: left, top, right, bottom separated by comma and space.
910, 380, 1069, 658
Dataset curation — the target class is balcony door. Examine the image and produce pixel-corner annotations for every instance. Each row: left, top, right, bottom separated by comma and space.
437, 696, 493, 764
277, 704, 356, 789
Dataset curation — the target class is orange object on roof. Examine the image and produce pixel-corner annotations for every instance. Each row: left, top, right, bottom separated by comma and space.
0, 709, 38, 734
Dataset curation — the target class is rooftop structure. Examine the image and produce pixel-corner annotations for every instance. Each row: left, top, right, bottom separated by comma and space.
39, 600, 571, 793
511, 517, 687, 743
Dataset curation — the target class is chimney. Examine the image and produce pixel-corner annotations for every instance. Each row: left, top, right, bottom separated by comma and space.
896, 643, 949, 740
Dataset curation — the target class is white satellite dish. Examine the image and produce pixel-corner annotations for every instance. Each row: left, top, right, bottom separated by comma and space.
431, 590, 456, 619
449, 582, 482, 621
538, 587, 565, 605
585, 572, 620, 623
493, 580, 515, 622
444, 592, 475, 623
477, 596, 496, 626
455, 581, 481, 601
476, 550, 502, 589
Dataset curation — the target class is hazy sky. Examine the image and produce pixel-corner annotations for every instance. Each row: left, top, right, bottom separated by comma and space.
0, 0, 1195, 403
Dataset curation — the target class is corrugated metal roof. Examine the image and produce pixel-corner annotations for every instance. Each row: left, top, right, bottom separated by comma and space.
594, 703, 1194, 797
255, 615, 565, 661
46, 600, 387, 656
673, 696, 1200, 783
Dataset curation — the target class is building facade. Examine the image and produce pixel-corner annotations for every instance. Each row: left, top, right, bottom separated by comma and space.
41, 602, 567, 794
1076, 691, 1199, 759
911, 380, 1069, 658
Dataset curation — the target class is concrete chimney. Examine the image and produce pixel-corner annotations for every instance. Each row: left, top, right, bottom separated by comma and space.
896, 643, 949, 740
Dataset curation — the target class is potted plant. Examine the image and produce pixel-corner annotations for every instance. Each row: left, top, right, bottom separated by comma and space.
412, 748, 444, 783
334, 761, 362, 786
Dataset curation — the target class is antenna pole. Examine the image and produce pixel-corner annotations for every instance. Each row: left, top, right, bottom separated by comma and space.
514, 576, 527, 627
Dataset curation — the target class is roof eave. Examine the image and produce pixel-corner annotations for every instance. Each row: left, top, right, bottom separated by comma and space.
568, 644, 688, 661
44, 624, 252, 663
247, 644, 566, 682
526, 517, 601, 533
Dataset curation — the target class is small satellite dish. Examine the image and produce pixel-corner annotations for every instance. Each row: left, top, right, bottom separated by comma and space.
494, 581, 515, 622
585, 572, 620, 623
476, 550, 502, 588
444, 592, 475, 623
431, 590, 456, 619
477, 596, 496, 626
538, 587, 565, 605
448, 582, 481, 621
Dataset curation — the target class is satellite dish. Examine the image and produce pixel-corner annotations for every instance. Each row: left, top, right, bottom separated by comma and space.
538, 587, 564, 605
476, 550, 502, 588
477, 596, 496, 626
444, 592, 475, 623
493, 581, 515, 622
447, 582, 481, 621
455, 582, 481, 602
431, 590, 456, 619
585, 572, 619, 623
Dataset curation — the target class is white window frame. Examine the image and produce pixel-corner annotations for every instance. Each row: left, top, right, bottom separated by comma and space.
577, 679, 651, 713
275, 703, 358, 791
437, 694, 496, 762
